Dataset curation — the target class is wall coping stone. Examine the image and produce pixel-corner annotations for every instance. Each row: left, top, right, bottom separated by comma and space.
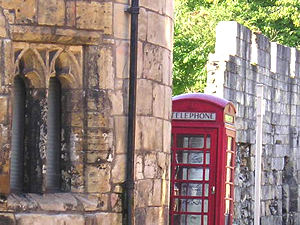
5, 193, 104, 213
11, 25, 103, 45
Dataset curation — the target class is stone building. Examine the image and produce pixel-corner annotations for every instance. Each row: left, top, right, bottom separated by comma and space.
206, 21, 300, 225
0, 1, 173, 224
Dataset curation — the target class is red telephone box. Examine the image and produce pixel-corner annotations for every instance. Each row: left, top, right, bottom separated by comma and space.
170, 93, 236, 225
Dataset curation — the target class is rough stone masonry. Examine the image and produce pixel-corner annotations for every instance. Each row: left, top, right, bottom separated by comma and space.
0, 0, 173, 224
206, 21, 300, 225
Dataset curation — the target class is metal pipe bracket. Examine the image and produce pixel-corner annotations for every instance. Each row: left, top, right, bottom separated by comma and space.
125, 6, 140, 14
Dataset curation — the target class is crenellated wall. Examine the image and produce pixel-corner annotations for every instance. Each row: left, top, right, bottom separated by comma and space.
206, 21, 300, 225
0, 1, 174, 224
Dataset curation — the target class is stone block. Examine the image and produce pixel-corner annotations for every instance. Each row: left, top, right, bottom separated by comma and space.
162, 51, 172, 86
149, 179, 162, 206
138, 8, 148, 41
1, 0, 37, 24
157, 152, 167, 171
75, 193, 108, 211
135, 179, 152, 207
86, 151, 108, 164
66, 1, 76, 27
239, 39, 250, 60
140, 0, 165, 14
137, 41, 144, 79
0, 213, 15, 225
113, 185, 123, 193
67, 128, 84, 153
164, 0, 174, 18
86, 90, 110, 112
136, 79, 153, 115
76, 2, 112, 34
163, 120, 171, 153
70, 164, 85, 193
87, 112, 109, 128
145, 207, 161, 225
109, 90, 124, 115
293, 213, 300, 225
245, 79, 255, 94
135, 208, 146, 224
261, 186, 274, 201
111, 193, 122, 212
85, 213, 122, 225
111, 154, 126, 183
115, 0, 129, 3
239, 24, 251, 43
164, 86, 172, 120
144, 153, 157, 179
3, 9, 15, 24
0, 126, 10, 195
274, 186, 282, 199
38, 0, 65, 26
215, 22, 239, 58
28, 193, 78, 212
3, 37, 13, 86
71, 112, 84, 127
7, 194, 39, 212
155, 119, 164, 150
157, 152, 169, 179
153, 83, 165, 118
87, 129, 110, 151
85, 164, 111, 193
114, 78, 124, 91
260, 216, 282, 225
114, 116, 127, 153
16, 214, 85, 225
115, 40, 129, 79
162, 179, 170, 206
147, 12, 173, 50
0, 11, 7, 38
114, 3, 130, 39
99, 47, 114, 90
135, 117, 163, 151
256, 33, 270, 52
143, 43, 169, 82
135, 155, 144, 180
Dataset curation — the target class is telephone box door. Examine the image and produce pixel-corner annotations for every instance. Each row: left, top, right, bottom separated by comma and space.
170, 127, 218, 225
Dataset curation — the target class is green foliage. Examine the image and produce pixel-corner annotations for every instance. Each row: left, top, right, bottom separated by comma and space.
173, 0, 300, 95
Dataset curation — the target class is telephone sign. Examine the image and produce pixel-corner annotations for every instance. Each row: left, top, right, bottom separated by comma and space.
170, 93, 236, 225
172, 112, 216, 121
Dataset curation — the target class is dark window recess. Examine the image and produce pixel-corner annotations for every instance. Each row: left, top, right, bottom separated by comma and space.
10, 76, 61, 193
10, 75, 45, 193
23, 87, 45, 193
60, 89, 72, 192
46, 77, 62, 192
10, 76, 26, 193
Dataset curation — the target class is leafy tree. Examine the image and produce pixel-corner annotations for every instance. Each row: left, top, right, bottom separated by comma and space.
173, 0, 300, 95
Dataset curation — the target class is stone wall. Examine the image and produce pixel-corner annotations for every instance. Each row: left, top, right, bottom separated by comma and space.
206, 21, 300, 225
0, 1, 173, 225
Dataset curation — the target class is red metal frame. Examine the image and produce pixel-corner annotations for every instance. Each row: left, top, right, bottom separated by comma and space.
170, 93, 236, 225
170, 127, 218, 225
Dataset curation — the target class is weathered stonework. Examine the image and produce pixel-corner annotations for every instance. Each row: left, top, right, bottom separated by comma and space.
206, 21, 300, 225
0, 0, 173, 224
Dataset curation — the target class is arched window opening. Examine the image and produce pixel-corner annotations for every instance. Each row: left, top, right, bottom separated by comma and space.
11, 52, 45, 194
54, 52, 80, 192
10, 46, 83, 194
10, 76, 26, 193
23, 87, 45, 193
46, 77, 62, 192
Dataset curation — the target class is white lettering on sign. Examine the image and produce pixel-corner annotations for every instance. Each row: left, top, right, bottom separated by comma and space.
172, 112, 216, 121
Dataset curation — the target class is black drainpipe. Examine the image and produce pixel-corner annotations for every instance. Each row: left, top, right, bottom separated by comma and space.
125, 1, 139, 225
